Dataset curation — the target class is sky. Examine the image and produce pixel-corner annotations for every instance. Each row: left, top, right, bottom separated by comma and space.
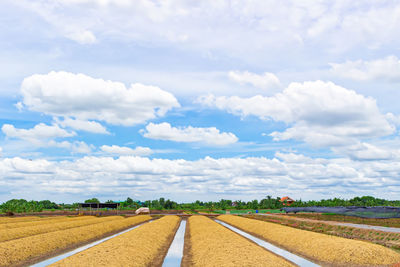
1, 1, 400, 203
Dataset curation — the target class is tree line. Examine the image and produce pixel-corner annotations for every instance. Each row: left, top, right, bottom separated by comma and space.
291, 196, 400, 207
2, 196, 400, 213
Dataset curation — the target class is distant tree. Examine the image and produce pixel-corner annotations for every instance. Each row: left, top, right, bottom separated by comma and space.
159, 198, 165, 209
84, 198, 100, 203
126, 197, 134, 205
38, 200, 59, 209
0, 199, 44, 213
205, 202, 214, 212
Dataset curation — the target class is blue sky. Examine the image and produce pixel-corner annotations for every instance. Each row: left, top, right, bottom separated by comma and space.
1, 1, 400, 203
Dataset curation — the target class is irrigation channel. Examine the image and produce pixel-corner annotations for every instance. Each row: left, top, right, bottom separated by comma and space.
30, 216, 319, 266
215, 220, 320, 267
30, 220, 154, 267
162, 220, 186, 266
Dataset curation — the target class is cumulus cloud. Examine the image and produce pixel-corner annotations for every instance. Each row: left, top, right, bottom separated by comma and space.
141, 122, 238, 146
2, 123, 75, 141
55, 118, 109, 134
228, 71, 281, 90
330, 56, 400, 82
49, 140, 93, 154
386, 113, 400, 126
199, 81, 395, 147
333, 142, 398, 161
100, 145, 152, 156
2, 153, 400, 200
19, 71, 180, 126
1, 123, 92, 154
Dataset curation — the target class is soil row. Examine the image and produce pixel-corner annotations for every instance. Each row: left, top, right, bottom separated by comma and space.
182, 215, 294, 267
50, 215, 181, 267
219, 215, 400, 266
0, 215, 152, 266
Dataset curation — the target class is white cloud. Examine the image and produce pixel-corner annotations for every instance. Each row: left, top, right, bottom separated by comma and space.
333, 142, 398, 161
11, 1, 400, 58
2, 153, 400, 201
141, 122, 238, 146
1, 123, 93, 154
65, 29, 97, 44
100, 145, 152, 156
386, 113, 400, 126
2, 123, 75, 141
19, 71, 180, 126
199, 81, 394, 147
55, 118, 109, 134
330, 56, 400, 82
228, 71, 281, 90
49, 140, 93, 154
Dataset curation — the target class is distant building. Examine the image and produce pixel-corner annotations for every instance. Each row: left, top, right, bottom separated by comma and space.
280, 196, 295, 206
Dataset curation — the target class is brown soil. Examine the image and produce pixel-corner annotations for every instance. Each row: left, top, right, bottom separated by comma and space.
221, 218, 326, 265
221, 215, 398, 267
213, 219, 300, 266
16, 218, 157, 267
287, 213, 400, 228
0, 209, 183, 217
181, 219, 192, 267
245, 214, 400, 251
149, 217, 182, 267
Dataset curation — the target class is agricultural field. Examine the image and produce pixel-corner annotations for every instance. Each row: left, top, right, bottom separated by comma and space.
212, 209, 284, 214
218, 215, 400, 266
288, 212, 400, 228
0, 215, 95, 230
0, 215, 152, 266
245, 214, 400, 250
182, 215, 294, 267
0, 216, 122, 242
0, 214, 400, 266
51, 215, 180, 266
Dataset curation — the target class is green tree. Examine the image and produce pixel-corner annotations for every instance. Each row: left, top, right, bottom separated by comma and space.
84, 198, 100, 203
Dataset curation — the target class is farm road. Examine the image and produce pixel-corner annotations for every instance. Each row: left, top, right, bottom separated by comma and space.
260, 214, 400, 233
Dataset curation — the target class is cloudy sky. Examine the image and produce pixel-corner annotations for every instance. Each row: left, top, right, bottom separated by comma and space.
1, 1, 400, 203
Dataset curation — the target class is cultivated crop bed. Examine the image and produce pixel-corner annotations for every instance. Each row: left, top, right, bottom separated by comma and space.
0, 215, 152, 266
0, 216, 65, 224
51, 215, 181, 266
1, 214, 400, 266
182, 215, 294, 267
0, 216, 122, 242
245, 214, 400, 250
0, 215, 94, 230
218, 215, 400, 266
288, 212, 400, 228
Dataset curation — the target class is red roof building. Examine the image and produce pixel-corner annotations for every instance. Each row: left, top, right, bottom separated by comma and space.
280, 196, 295, 206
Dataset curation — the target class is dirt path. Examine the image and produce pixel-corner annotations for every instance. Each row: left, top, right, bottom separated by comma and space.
260, 214, 400, 233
